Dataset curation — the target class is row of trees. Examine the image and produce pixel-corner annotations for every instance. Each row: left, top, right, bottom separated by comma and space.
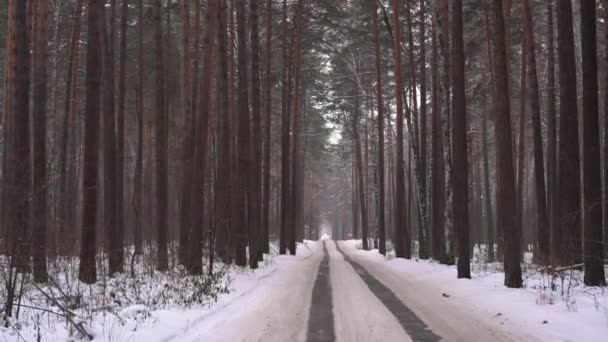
0, 0, 606, 312
321, 0, 606, 288
1, 0, 324, 295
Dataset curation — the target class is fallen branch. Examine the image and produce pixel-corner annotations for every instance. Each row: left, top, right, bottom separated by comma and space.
30, 282, 93, 340
540, 260, 608, 274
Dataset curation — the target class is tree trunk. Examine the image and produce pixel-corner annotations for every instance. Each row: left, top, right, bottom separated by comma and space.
279, 0, 290, 255
354, 83, 369, 251
491, 0, 522, 288
451, 0, 470, 279
556, 0, 581, 266
261, 0, 273, 253
523, 0, 549, 266
190, 0, 219, 274
215, 0, 231, 262
392, 0, 409, 259
79, 0, 103, 284
482, 6, 496, 262
581, 0, 605, 285
515, 10, 528, 258
418, 0, 429, 260
178, 0, 191, 266
154, 0, 168, 272
58, 0, 83, 256
234, 0, 250, 266
604, 0, 608, 258
32, 0, 50, 283
546, 0, 558, 265
249, 0, 262, 266
430, 7, 446, 262
133, 0, 144, 256
372, 0, 386, 255
438, 0, 455, 264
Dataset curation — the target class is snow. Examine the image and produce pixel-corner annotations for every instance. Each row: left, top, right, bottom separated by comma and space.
162, 242, 320, 342
326, 241, 411, 342
339, 240, 608, 342
3, 239, 606, 341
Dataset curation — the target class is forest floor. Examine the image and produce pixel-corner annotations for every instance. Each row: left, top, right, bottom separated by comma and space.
1, 240, 607, 341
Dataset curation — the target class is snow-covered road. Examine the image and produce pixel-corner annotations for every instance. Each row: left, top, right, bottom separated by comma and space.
167, 239, 579, 342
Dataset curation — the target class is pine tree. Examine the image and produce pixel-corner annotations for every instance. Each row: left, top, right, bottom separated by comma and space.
79, 0, 103, 284
451, 0, 470, 279
556, 0, 581, 266
581, 0, 605, 285
491, 0, 522, 288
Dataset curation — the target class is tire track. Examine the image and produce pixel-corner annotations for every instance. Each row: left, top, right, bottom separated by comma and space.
334, 241, 441, 342
307, 240, 335, 342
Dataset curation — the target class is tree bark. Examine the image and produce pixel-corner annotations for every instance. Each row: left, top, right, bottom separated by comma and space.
581, 0, 605, 285
154, 0, 168, 272
178, 0, 192, 266
546, 0, 558, 265
58, 0, 83, 256
491, 0, 522, 288
522, 0, 549, 266
133, 0, 144, 256
482, 6, 496, 263
372, 0, 386, 255
556, 0, 581, 266
289, 0, 304, 256
234, 0, 250, 266
279, 0, 290, 255
190, 0, 219, 274
261, 0, 273, 254
392, 0, 409, 259
79, 0, 103, 284
32, 0, 50, 283
249, 0, 262, 266
418, 0, 429, 260
451, 0, 470, 279
215, 0, 231, 262
430, 7, 446, 262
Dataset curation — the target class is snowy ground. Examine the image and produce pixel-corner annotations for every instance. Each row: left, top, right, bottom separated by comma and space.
2, 239, 607, 341
342, 240, 608, 342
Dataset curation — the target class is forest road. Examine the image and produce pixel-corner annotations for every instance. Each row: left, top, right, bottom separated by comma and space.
172, 240, 538, 342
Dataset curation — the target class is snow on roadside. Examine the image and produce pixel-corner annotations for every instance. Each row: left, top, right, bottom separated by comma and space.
0, 242, 315, 342
341, 240, 608, 342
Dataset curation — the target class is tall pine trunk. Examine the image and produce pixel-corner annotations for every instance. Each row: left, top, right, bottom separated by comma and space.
261, 0, 273, 254
491, 0, 522, 288
581, 0, 605, 285
32, 0, 50, 283
451, 0, 470, 279
279, 0, 290, 255
392, 0, 409, 259
178, 0, 192, 266
430, 8, 446, 261
190, 0, 219, 274
249, 0, 262, 266
372, 0, 386, 255
58, 0, 83, 256
556, 0, 581, 266
523, 0, 549, 265
154, 0, 168, 272
215, 0, 231, 262
234, 0, 250, 266
79, 0, 103, 284
546, 1, 558, 265
133, 0, 144, 256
